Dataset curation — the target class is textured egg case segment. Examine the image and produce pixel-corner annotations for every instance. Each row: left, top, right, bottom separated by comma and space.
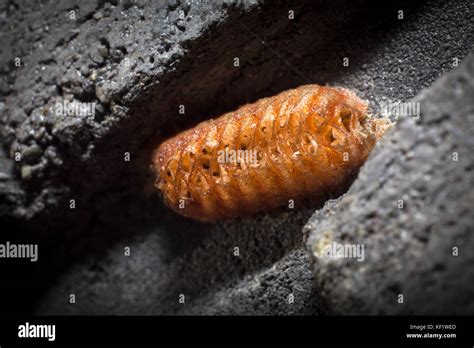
152, 84, 389, 222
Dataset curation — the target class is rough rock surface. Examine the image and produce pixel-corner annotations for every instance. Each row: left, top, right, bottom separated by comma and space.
0, 0, 472, 315
305, 53, 474, 314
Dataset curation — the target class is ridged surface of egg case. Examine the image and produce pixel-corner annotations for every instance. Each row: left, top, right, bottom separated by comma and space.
152, 85, 390, 222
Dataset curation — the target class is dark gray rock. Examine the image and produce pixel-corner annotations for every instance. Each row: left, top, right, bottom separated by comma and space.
0, 0, 472, 315
305, 53, 474, 314
1, 0, 472, 220
177, 249, 325, 315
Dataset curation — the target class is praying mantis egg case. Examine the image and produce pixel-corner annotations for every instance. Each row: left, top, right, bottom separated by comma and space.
152, 84, 391, 222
